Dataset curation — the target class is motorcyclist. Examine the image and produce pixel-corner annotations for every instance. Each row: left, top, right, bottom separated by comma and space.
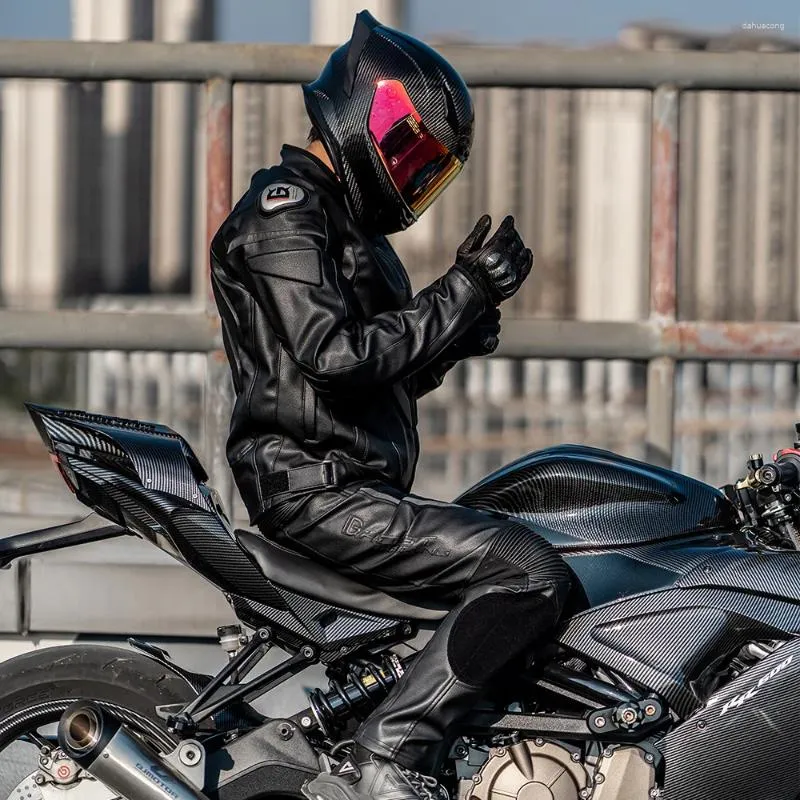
210, 11, 571, 800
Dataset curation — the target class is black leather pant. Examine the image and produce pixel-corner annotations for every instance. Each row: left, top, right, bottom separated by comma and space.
260, 480, 571, 775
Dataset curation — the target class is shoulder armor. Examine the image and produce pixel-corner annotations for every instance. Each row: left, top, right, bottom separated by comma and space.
222, 174, 326, 256
259, 182, 309, 216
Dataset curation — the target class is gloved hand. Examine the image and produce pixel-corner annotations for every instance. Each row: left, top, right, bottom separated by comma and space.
450, 306, 501, 358
455, 214, 533, 305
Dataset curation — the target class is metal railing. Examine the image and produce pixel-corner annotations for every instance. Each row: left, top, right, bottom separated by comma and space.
2, 40, 800, 500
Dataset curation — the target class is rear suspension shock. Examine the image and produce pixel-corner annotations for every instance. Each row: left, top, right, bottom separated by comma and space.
298, 654, 406, 737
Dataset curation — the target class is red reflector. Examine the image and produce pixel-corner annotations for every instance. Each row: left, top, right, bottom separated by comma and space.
776, 449, 800, 461
50, 453, 78, 495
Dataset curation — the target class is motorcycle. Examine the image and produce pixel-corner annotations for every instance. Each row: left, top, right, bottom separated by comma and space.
2, 403, 800, 800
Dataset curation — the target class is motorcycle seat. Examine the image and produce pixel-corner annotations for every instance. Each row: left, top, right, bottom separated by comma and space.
236, 529, 449, 622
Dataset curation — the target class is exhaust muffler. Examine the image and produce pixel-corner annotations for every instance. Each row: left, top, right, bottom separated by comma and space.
57, 701, 208, 800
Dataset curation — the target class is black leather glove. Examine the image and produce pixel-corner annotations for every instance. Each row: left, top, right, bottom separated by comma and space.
450, 306, 501, 358
455, 214, 533, 305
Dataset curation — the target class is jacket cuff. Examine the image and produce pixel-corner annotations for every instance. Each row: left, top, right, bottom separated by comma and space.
450, 264, 492, 311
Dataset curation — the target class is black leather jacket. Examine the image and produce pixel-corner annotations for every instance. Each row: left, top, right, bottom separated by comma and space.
210, 146, 488, 524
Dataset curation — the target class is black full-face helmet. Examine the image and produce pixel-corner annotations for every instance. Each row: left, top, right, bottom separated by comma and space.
303, 10, 474, 236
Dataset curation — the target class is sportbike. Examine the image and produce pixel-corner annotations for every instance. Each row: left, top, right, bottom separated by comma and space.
2, 402, 800, 800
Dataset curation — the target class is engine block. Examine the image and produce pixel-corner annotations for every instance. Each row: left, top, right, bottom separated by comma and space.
459, 739, 654, 800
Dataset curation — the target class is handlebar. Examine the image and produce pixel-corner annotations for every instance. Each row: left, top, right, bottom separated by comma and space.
755, 456, 800, 488
731, 433, 800, 549
755, 455, 800, 489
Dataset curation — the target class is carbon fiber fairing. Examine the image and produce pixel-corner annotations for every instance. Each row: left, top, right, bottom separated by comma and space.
27, 404, 405, 656
27, 403, 211, 511
659, 638, 800, 800
457, 444, 800, 734
456, 445, 736, 550
559, 544, 800, 717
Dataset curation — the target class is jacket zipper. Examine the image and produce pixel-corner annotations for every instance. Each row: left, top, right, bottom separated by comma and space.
390, 393, 416, 485
391, 441, 406, 479
409, 399, 421, 483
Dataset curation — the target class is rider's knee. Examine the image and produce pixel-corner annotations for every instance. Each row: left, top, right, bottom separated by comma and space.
474, 521, 571, 601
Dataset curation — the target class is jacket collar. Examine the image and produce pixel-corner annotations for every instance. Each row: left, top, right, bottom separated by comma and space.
280, 144, 344, 199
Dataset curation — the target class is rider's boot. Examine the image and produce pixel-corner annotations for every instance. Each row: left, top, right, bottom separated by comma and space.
303, 744, 447, 800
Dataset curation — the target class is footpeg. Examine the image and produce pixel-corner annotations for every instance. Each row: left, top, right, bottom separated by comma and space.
588, 696, 665, 735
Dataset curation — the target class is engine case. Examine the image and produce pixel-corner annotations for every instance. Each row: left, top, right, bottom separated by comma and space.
460, 740, 654, 800
462, 741, 589, 800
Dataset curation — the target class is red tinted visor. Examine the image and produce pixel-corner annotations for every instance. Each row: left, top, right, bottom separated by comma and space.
368, 79, 463, 217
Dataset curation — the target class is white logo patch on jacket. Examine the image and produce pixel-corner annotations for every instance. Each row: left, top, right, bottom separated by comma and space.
260, 182, 308, 215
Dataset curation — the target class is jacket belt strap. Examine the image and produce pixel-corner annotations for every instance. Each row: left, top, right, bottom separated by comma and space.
262, 461, 341, 497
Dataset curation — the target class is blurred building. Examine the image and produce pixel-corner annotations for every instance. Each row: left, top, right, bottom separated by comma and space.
0, 0, 212, 307
2, 3, 800, 507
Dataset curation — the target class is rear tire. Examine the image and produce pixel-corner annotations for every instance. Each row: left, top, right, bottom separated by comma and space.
0, 644, 199, 750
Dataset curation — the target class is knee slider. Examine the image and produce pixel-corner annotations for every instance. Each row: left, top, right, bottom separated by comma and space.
447, 585, 561, 686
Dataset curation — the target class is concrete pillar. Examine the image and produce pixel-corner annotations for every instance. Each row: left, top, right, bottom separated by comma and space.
311, 0, 406, 43
192, 86, 209, 305
99, 0, 134, 293
677, 92, 698, 321
72, 0, 153, 294
729, 93, 755, 321
151, 0, 213, 294
795, 96, 800, 322
0, 80, 66, 308
752, 92, 776, 321
575, 89, 649, 405
694, 92, 723, 320
541, 91, 579, 437
780, 94, 798, 321
483, 88, 517, 410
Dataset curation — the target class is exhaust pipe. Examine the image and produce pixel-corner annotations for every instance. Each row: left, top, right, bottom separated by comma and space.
57, 701, 208, 800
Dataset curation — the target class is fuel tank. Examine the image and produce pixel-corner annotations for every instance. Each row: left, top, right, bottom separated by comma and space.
455, 445, 736, 550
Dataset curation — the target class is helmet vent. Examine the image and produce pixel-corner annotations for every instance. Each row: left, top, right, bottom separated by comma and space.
443, 84, 459, 132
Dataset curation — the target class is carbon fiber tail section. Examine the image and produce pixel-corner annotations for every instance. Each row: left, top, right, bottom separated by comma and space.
25, 404, 407, 657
